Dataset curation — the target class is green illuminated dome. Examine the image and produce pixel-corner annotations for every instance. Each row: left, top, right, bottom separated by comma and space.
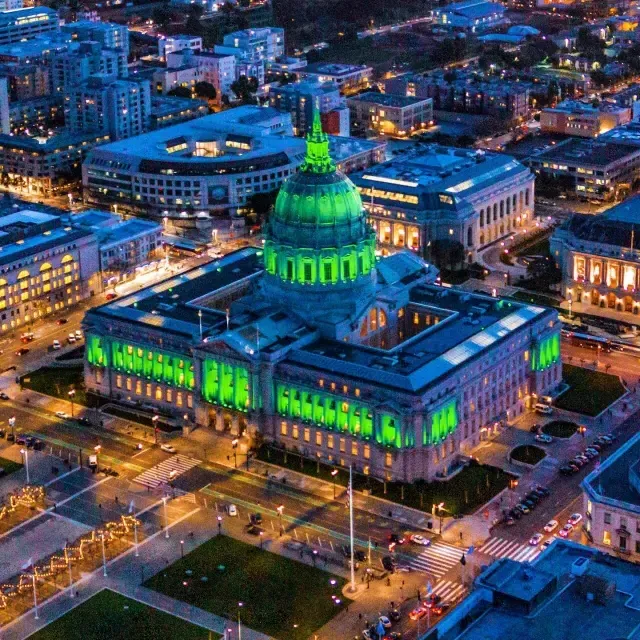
263, 111, 376, 295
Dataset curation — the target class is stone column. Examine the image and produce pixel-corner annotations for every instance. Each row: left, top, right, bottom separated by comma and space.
230, 414, 240, 436
215, 409, 224, 432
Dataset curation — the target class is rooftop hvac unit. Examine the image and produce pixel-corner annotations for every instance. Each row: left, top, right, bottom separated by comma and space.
571, 556, 590, 576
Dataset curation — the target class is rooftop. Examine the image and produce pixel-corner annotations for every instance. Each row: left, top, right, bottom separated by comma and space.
436, 0, 505, 17
347, 92, 431, 108
0, 6, 57, 24
531, 137, 640, 167
601, 122, 640, 146
457, 540, 640, 640
0, 129, 109, 152
545, 99, 630, 115
302, 62, 372, 77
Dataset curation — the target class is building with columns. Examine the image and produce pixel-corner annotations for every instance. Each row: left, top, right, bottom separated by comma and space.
350, 145, 535, 263
83, 115, 561, 482
551, 196, 640, 315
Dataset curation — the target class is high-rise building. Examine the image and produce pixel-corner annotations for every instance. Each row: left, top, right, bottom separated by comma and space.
65, 74, 151, 141
62, 20, 129, 58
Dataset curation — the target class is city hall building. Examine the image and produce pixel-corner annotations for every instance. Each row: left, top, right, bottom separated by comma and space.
83, 116, 562, 481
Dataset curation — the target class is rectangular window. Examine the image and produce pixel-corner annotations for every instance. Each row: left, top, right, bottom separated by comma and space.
351, 441, 358, 456
339, 437, 346, 453
280, 421, 287, 436
385, 452, 392, 467
292, 424, 299, 439
327, 434, 334, 449
116, 374, 122, 388
604, 512, 612, 524
166, 388, 172, 403
364, 444, 370, 460
316, 431, 322, 446
135, 380, 142, 395
176, 392, 183, 407
146, 383, 152, 397
187, 394, 193, 408
636, 540, 640, 553
304, 428, 310, 443
126, 377, 132, 391
603, 530, 611, 546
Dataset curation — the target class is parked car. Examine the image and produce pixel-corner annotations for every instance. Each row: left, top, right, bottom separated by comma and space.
509, 508, 522, 520
409, 607, 427, 621
522, 499, 536, 511
534, 403, 553, 415
379, 616, 392, 629
55, 411, 69, 419
544, 520, 559, 533
535, 434, 553, 444
583, 450, 597, 460
424, 594, 442, 609
67, 333, 76, 344
105, 292, 117, 301
515, 503, 530, 514
52, 339, 61, 350
75, 330, 83, 340
0, 392, 9, 400
227, 504, 238, 516
559, 465, 576, 476
526, 492, 541, 504
568, 513, 583, 526
15, 347, 29, 356
381, 556, 396, 572
529, 533, 543, 546
529, 424, 541, 433
558, 524, 574, 538
533, 485, 550, 497
56, 318, 68, 325
388, 609, 401, 623
540, 538, 555, 551
249, 513, 262, 525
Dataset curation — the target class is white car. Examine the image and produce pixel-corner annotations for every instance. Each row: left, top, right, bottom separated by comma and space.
227, 504, 238, 517
55, 411, 69, 419
534, 403, 553, 415
529, 533, 543, 546
535, 434, 553, 444
75, 330, 83, 340
558, 524, 574, 538
160, 444, 177, 454
379, 615, 392, 629
67, 333, 76, 344
568, 513, 583, 526
410, 534, 431, 546
543, 520, 558, 533
52, 339, 61, 350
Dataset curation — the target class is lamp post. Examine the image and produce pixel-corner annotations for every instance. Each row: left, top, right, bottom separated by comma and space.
217, 515, 222, 535
238, 602, 244, 640
180, 539, 185, 559
232, 438, 238, 469
68, 389, 76, 418
276, 504, 284, 536
259, 530, 264, 549
331, 469, 339, 499
152, 414, 159, 445
163, 496, 169, 539
9, 415, 15, 440
437, 502, 445, 534
20, 448, 29, 484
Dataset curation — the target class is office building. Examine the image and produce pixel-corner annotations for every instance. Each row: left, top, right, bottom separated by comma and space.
582, 431, 640, 557
527, 138, 640, 201
432, 0, 506, 32
540, 100, 632, 138
61, 20, 129, 57
83, 116, 561, 482
0, 7, 58, 46
299, 62, 371, 94
0, 208, 100, 332
65, 74, 151, 141
149, 95, 208, 129
351, 145, 535, 261
551, 195, 640, 315
269, 80, 349, 136
158, 35, 202, 61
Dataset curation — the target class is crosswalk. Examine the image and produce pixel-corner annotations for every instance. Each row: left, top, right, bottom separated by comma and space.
408, 541, 468, 577
133, 454, 201, 489
478, 537, 541, 563
430, 580, 467, 602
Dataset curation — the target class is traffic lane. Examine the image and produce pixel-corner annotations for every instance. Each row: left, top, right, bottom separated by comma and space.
562, 343, 640, 382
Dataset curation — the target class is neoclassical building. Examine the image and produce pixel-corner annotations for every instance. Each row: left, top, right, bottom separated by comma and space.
551, 196, 640, 315
83, 115, 562, 482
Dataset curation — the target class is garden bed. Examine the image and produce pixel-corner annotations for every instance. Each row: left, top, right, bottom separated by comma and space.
510, 445, 546, 465
542, 420, 578, 438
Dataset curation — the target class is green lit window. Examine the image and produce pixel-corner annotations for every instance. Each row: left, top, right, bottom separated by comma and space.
286, 258, 294, 281
303, 261, 312, 283
323, 262, 332, 282
342, 258, 351, 280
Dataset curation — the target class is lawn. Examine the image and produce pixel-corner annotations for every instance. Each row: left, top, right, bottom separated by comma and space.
28, 589, 217, 640
0, 455, 22, 476
554, 364, 626, 417
144, 535, 349, 640
510, 445, 546, 465
256, 445, 513, 515
20, 365, 87, 406
542, 420, 578, 438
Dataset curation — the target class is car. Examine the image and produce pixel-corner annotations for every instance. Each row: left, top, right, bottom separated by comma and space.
522, 499, 536, 511
509, 507, 522, 520
388, 609, 401, 623
55, 411, 69, 419
559, 465, 575, 476
410, 534, 431, 546
15, 435, 26, 445
595, 436, 611, 446
160, 444, 177, 454
32, 439, 44, 451
585, 447, 600, 456
354, 550, 366, 562
20, 332, 34, 343
6, 432, 14, 442
379, 616, 392, 629
105, 292, 118, 301
588, 443, 602, 452
52, 339, 61, 350
605, 432, 617, 442
544, 520, 559, 533
388, 533, 405, 545
381, 556, 396, 572
245, 525, 263, 536
505, 517, 516, 526
395, 565, 413, 573
362, 629, 377, 640
534, 403, 553, 415
540, 538, 555, 551
227, 504, 238, 517
568, 513, 583, 526
56, 318, 68, 325
570, 458, 585, 468
529, 424, 541, 433
424, 594, 442, 609
582, 450, 597, 460
15, 347, 29, 356
526, 492, 541, 504
0, 392, 9, 400
575, 454, 589, 464
558, 524, 574, 538
409, 606, 427, 621
77, 417, 91, 425
67, 333, 76, 344
534, 485, 551, 497
75, 330, 83, 340
431, 601, 451, 616
383, 633, 402, 640
535, 433, 553, 444
250, 512, 263, 525
516, 503, 530, 514
0, 429, 5, 438
529, 533, 544, 546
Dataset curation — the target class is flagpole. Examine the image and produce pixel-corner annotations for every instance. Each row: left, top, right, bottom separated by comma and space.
349, 464, 356, 592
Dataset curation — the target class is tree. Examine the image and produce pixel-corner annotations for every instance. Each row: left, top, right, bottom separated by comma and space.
151, 4, 173, 29
168, 86, 192, 98
430, 239, 465, 272
194, 81, 217, 101
249, 190, 279, 221
185, 13, 204, 37
230, 75, 258, 104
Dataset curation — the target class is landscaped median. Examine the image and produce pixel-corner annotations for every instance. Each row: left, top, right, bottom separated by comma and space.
509, 445, 546, 466
554, 364, 626, 417
144, 535, 350, 640
256, 445, 514, 516
542, 420, 578, 439
0, 455, 23, 478
0, 485, 43, 536
29, 589, 219, 640
20, 364, 88, 406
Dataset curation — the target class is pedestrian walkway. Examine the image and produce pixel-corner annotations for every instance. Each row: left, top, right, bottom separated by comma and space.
430, 579, 467, 602
133, 454, 200, 489
478, 537, 540, 562
408, 542, 468, 577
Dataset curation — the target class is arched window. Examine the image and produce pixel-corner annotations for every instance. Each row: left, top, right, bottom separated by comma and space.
467, 227, 473, 247
360, 317, 368, 338
369, 307, 377, 331
17, 269, 30, 280
479, 209, 484, 227
61, 254, 74, 264
39, 262, 52, 272
379, 309, 387, 328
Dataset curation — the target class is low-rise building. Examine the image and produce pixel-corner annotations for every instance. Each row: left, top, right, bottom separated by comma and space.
432, 0, 506, 32
0, 208, 100, 332
299, 62, 371, 95
158, 35, 202, 61
0, 7, 59, 46
582, 431, 640, 558
351, 144, 535, 261
527, 137, 640, 201
269, 80, 349, 136
347, 92, 433, 137
540, 100, 631, 138
61, 20, 129, 58
551, 195, 640, 315
149, 95, 208, 129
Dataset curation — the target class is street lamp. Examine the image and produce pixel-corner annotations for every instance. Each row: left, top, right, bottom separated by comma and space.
259, 530, 264, 549
152, 414, 159, 445
331, 469, 339, 499
238, 602, 244, 640
436, 502, 445, 534
180, 539, 184, 559
68, 389, 76, 418
217, 515, 222, 535
20, 447, 29, 484
9, 415, 15, 440
232, 438, 238, 468
276, 504, 284, 536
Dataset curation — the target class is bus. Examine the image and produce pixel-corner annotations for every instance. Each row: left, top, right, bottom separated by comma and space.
561, 331, 614, 353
